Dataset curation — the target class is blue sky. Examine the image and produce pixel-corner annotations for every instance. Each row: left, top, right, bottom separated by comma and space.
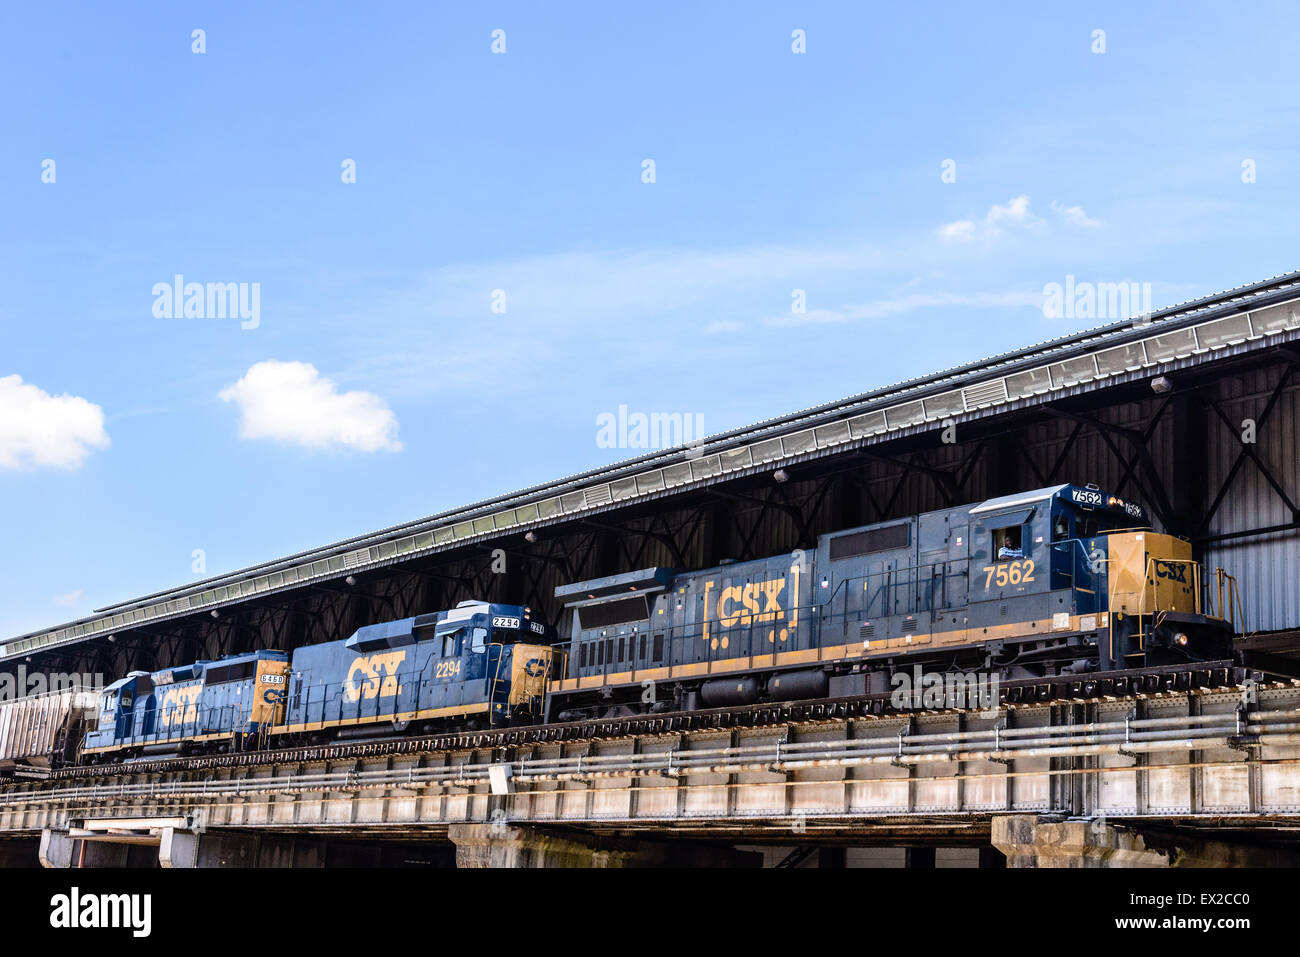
1, 1, 1297, 638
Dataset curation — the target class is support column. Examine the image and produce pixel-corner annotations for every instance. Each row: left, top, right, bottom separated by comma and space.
447, 824, 761, 868
993, 814, 1300, 867
159, 827, 260, 868
39, 829, 135, 868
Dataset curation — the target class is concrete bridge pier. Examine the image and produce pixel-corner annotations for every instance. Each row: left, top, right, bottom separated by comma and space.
992, 814, 1300, 868
39, 828, 157, 868
448, 823, 762, 868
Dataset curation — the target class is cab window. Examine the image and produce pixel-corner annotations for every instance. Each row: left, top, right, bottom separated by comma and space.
993, 525, 1024, 561
470, 626, 488, 653
439, 628, 464, 657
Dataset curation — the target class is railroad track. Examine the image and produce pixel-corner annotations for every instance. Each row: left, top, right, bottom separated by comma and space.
33, 659, 1266, 781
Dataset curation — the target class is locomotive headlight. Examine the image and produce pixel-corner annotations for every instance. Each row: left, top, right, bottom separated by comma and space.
1175, 633, 1188, 646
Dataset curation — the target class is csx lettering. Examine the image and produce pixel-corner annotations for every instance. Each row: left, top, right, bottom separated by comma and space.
159, 685, 202, 728
1154, 560, 1187, 583
717, 578, 785, 628
345, 651, 407, 702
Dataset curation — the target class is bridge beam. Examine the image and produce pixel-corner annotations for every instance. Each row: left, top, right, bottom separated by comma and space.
447, 823, 762, 868
992, 814, 1300, 868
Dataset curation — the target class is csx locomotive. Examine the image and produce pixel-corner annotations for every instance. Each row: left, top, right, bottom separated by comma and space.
0, 484, 1243, 771
546, 484, 1239, 720
76, 600, 557, 762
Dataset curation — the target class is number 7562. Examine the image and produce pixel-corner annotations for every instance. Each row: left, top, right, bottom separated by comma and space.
982, 559, 1035, 589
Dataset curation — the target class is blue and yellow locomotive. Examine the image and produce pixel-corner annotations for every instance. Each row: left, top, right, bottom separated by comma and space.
547, 484, 1238, 719
272, 600, 558, 740
82, 650, 291, 759
79, 601, 558, 760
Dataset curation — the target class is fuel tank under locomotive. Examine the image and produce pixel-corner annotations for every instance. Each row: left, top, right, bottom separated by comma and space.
699, 669, 828, 707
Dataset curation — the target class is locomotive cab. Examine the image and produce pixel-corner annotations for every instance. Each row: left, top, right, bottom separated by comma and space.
83, 671, 154, 751
971, 485, 1234, 671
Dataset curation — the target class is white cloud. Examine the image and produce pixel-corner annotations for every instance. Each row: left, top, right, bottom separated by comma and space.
53, 589, 84, 607
986, 194, 1035, 228
939, 194, 1043, 242
703, 319, 743, 334
765, 288, 1043, 326
938, 220, 977, 242
1051, 200, 1101, 227
0, 375, 110, 470
219, 361, 402, 453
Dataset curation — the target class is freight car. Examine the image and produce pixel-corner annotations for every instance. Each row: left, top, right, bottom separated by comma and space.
77, 600, 558, 761
547, 484, 1239, 720
0, 687, 99, 776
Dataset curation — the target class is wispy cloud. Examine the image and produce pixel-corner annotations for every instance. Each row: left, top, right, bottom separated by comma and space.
1051, 200, 1101, 228
53, 589, 84, 607
941, 195, 1103, 242
764, 289, 1043, 326
939, 194, 1043, 242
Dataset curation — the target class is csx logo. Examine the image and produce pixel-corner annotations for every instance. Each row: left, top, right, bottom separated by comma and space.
717, 578, 786, 627
703, 570, 798, 651
345, 651, 407, 702
159, 685, 202, 728
523, 657, 547, 678
1154, 560, 1188, 583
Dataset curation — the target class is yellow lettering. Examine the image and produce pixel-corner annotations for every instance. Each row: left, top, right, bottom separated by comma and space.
346, 651, 408, 701
718, 586, 742, 627
741, 583, 760, 624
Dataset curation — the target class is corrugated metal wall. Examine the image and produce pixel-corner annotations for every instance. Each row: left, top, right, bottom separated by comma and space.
1202, 366, 1300, 634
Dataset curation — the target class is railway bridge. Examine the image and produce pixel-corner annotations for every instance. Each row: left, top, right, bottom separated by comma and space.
6, 667, 1300, 868
5, 271, 1300, 866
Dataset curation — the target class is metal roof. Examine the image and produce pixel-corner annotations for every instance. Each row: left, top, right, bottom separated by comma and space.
968, 486, 1070, 515
6, 269, 1300, 661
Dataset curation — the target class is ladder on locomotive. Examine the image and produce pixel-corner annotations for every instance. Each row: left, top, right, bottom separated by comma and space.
488, 647, 510, 718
